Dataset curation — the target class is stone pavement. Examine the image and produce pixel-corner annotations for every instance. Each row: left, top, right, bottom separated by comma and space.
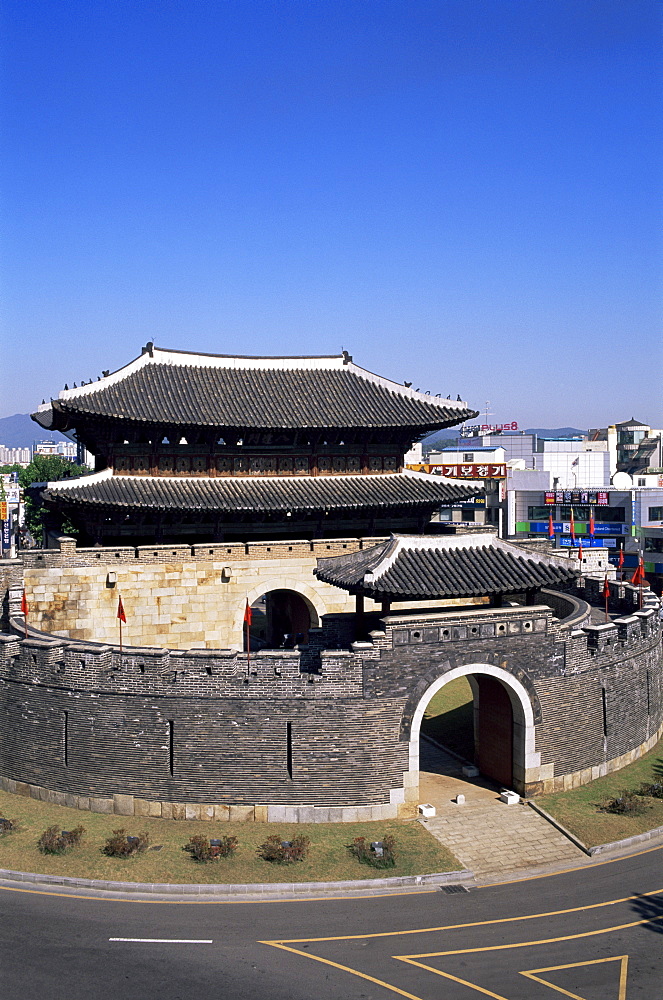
418, 737, 585, 880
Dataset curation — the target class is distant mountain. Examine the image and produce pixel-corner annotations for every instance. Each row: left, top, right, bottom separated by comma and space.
0, 412, 69, 449
524, 427, 588, 438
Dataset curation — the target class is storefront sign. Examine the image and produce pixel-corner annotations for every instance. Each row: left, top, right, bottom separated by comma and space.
545, 490, 609, 506
432, 463, 506, 479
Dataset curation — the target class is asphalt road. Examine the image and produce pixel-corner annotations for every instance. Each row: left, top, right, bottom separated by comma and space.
1, 847, 661, 1000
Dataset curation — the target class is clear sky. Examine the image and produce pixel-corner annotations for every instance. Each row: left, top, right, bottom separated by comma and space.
1, 0, 661, 429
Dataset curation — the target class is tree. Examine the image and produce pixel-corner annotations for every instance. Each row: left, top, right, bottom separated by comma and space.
1, 456, 91, 545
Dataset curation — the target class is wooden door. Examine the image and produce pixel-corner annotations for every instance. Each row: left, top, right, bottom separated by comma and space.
476, 675, 513, 787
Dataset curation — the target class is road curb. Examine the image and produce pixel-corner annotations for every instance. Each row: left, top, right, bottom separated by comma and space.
586, 823, 663, 856
527, 800, 663, 858
0, 865, 474, 897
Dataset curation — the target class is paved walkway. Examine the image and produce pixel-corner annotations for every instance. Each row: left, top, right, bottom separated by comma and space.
418, 738, 585, 879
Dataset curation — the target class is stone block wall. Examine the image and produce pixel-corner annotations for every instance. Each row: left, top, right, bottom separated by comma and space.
20, 537, 389, 650
0, 586, 660, 819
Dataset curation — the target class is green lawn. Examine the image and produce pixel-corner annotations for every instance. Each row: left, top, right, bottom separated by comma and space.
537, 739, 663, 848
0, 790, 462, 883
421, 676, 474, 759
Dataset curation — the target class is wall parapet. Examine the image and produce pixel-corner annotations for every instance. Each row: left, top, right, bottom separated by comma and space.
20, 535, 387, 569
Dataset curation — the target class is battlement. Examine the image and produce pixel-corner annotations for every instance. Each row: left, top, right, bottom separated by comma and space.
20, 535, 386, 569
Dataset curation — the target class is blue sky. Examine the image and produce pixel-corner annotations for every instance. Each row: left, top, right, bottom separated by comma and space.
1, 0, 661, 428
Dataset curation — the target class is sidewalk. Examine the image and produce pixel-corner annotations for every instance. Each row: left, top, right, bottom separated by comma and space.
419, 738, 585, 880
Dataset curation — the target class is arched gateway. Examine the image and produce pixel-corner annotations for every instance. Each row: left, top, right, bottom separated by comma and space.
409, 664, 539, 790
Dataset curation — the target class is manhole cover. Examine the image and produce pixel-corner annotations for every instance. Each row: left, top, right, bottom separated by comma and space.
438, 884, 470, 894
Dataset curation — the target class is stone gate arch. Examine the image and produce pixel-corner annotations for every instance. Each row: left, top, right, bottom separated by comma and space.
408, 663, 542, 793
232, 578, 327, 649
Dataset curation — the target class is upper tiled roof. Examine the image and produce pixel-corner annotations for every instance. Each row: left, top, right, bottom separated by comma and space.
33, 345, 478, 431
315, 533, 578, 598
41, 470, 479, 514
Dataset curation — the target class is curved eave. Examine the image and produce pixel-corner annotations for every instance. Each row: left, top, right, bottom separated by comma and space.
40, 473, 481, 516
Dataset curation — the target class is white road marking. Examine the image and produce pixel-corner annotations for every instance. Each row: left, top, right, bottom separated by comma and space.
109, 938, 213, 943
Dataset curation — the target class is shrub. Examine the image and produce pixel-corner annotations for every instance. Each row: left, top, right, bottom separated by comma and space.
38, 824, 85, 854
348, 835, 397, 869
103, 828, 150, 857
184, 834, 239, 862
258, 834, 310, 864
639, 781, 663, 800
600, 790, 649, 816
0, 818, 15, 835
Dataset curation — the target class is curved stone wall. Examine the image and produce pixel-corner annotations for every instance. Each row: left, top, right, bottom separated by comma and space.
0, 576, 660, 821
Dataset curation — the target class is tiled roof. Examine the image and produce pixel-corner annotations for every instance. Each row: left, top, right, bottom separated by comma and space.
42, 470, 480, 514
315, 533, 578, 598
33, 346, 478, 431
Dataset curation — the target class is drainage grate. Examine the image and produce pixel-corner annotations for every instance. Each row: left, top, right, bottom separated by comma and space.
438, 884, 470, 894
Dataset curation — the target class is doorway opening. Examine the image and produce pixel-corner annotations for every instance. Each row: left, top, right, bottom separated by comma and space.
244, 589, 313, 650
419, 673, 515, 787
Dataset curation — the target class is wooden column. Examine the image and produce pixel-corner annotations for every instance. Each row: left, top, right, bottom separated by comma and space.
355, 592, 365, 638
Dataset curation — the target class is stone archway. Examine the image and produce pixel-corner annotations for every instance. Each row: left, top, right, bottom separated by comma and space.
408, 663, 541, 794
235, 579, 326, 650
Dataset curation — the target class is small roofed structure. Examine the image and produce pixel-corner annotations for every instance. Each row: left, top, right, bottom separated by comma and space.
315, 532, 579, 608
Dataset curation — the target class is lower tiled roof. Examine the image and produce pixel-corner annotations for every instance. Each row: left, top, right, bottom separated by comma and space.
315, 533, 579, 597
42, 471, 479, 514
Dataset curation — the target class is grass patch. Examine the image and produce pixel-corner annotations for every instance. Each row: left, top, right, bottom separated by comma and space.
0, 790, 461, 884
538, 739, 663, 848
421, 676, 474, 759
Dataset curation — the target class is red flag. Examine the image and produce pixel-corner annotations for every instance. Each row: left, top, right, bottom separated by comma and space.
602, 575, 610, 598
589, 511, 595, 537
117, 595, 126, 623
618, 550, 624, 569
548, 513, 554, 540
569, 507, 575, 543
21, 589, 29, 614
578, 540, 583, 561
630, 557, 645, 586
243, 600, 252, 627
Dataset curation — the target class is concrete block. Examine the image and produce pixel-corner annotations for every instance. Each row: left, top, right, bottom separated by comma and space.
454, 794, 465, 805
201, 805, 215, 822
89, 797, 114, 814
340, 806, 359, 823
148, 801, 162, 818
113, 794, 135, 816
229, 804, 254, 823
418, 803, 436, 818
185, 804, 202, 821
134, 798, 151, 817
254, 805, 269, 823
499, 790, 520, 805
462, 765, 480, 778
14, 781, 32, 797
171, 803, 186, 820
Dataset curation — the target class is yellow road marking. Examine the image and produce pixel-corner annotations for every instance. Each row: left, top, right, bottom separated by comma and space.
520, 955, 628, 1000
393, 912, 663, 959
265, 942, 427, 1000
265, 887, 662, 944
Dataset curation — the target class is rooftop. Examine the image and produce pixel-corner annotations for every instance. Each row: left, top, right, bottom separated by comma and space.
40, 469, 480, 514
315, 532, 579, 599
33, 344, 478, 433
